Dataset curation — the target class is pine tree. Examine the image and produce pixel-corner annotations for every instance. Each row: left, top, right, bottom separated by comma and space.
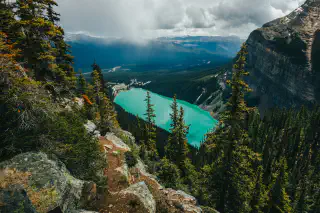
267, 158, 292, 213
171, 94, 179, 129
177, 106, 190, 168
12, 0, 75, 89
165, 94, 179, 161
78, 71, 87, 95
92, 70, 102, 105
99, 95, 119, 134
14, 0, 54, 78
250, 166, 268, 213
204, 44, 261, 213
91, 60, 105, 92
165, 96, 190, 170
144, 91, 158, 159
46, 0, 60, 23
0, 0, 20, 43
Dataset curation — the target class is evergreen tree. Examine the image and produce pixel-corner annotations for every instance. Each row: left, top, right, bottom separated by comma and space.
12, 0, 75, 88
171, 94, 179, 128
99, 95, 119, 134
165, 94, 179, 161
156, 157, 181, 188
0, 0, 20, 43
267, 158, 292, 213
250, 166, 268, 213
78, 71, 87, 95
45, 0, 60, 23
176, 106, 190, 168
92, 70, 102, 105
203, 44, 261, 213
91, 60, 105, 91
144, 91, 158, 159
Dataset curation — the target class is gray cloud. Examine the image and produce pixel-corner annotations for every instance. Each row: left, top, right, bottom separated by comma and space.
185, 6, 215, 28
211, 0, 283, 27
56, 0, 306, 40
154, 0, 185, 29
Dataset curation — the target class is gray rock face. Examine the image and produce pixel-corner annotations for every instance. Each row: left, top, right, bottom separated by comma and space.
120, 181, 156, 213
0, 152, 96, 213
84, 121, 101, 138
162, 189, 202, 213
246, 0, 320, 111
105, 132, 131, 151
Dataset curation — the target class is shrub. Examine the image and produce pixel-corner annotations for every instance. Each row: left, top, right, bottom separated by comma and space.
125, 151, 138, 168
42, 111, 107, 184
156, 158, 181, 189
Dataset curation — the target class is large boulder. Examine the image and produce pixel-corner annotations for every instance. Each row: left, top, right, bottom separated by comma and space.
0, 152, 97, 213
120, 181, 156, 213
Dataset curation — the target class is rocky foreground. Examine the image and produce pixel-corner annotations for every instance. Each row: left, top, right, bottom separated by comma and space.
0, 124, 205, 213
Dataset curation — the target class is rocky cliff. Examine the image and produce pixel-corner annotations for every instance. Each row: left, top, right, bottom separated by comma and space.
0, 122, 204, 213
246, 0, 320, 111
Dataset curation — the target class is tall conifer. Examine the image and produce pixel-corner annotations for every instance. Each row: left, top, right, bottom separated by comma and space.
78, 71, 87, 95
144, 91, 158, 159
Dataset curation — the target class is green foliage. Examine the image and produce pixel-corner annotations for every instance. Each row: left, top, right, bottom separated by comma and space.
180, 158, 200, 196
42, 111, 107, 184
91, 61, 105, 92
143, 91, 158, 160
199, 44, 265, 213
156, 158, 181, 189
125, 151, 138, 168
99, 95, 119, 134
77, 71, 87, 94
267, 157, 292, 213
165, 95, 190, 168
12, 0, 75, 89
0, 35, 106, 185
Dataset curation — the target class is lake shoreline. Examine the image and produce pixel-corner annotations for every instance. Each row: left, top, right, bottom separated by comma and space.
114, 88, 218, 147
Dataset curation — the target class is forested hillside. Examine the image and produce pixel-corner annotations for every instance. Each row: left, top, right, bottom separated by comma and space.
116, 44, 320, 213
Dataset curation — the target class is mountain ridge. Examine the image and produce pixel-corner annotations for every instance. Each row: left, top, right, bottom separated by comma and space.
245, 0, 320, 111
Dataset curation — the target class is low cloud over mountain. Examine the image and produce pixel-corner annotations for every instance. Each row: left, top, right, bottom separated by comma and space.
56, 0, 305, 41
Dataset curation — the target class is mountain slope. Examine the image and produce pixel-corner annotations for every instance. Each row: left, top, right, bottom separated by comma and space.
67, 34, 240, 72
245, 0, 320, 111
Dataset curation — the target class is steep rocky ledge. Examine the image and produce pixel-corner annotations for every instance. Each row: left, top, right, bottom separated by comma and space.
246, 0, 320, 111
97, 131, 203, 213
0, 122, 204, 213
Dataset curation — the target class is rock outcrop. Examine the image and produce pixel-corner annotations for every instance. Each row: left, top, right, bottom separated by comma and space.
0, 152, 96, 213
98, 134, 205, 213
84, 120, 101, 138
120, 182, 156, 213
246, 0, 320, 111
0, 129, 206, 213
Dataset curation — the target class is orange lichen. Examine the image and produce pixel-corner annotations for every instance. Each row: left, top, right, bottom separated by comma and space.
82, 95, 93, 105
0, 169, 58, 213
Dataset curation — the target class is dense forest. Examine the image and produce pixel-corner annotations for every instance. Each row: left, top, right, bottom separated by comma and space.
116, 45, 320, 213
0, 0, 319, 213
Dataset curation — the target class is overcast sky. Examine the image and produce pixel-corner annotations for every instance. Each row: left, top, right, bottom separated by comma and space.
56, 0, 305, 41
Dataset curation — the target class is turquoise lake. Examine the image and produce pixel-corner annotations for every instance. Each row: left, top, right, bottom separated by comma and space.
114, 88, 218, 147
